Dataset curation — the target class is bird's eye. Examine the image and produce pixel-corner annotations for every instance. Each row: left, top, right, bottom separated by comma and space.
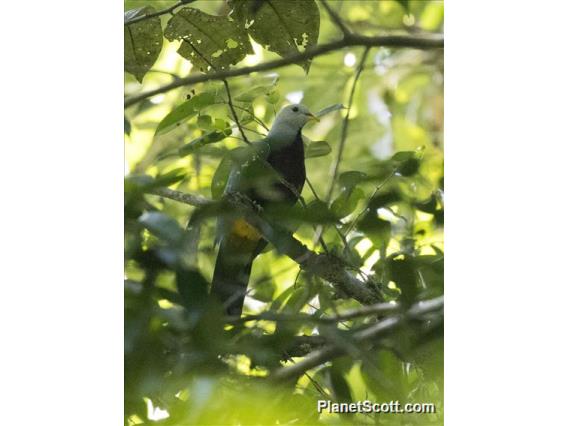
292, 106, 299, 112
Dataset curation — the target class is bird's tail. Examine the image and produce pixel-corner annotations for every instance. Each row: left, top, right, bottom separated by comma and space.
211, 236, 255, 316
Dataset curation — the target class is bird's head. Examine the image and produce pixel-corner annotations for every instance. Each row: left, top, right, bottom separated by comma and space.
269, 104, 319, 137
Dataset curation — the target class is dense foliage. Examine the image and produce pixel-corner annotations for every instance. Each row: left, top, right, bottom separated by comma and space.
125, 1, 444, 424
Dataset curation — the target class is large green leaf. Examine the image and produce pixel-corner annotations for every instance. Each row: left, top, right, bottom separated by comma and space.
230, 0, 320, 71
124, 7, 163, 83
164, 7, 253, 72
155, 92, 216, 135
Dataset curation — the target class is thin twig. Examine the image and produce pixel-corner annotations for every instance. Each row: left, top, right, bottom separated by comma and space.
223, 79, 251, 145
320, 0, 351, 36
326, 47, 371, 202
306, 177, 349, 250
270, 296, 443, 382
184, 37, 253, 148
125, 34, 444, 108
228, 301, 399, 324
344, 168, 398, 236
215, 102, 270, 131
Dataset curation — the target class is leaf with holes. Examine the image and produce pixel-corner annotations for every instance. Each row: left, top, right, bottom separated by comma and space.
230, 0, 320, 72
124, 7, 163, 83
165, 7, 253, 72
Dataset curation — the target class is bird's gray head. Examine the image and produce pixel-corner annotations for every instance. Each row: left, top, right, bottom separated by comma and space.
268, 104, 318, 139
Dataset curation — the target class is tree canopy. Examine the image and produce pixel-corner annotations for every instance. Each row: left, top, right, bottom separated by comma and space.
124, 1, 444, 424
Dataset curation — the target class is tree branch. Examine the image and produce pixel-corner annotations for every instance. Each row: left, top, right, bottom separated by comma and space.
228, 300, 400, 324
145, 187, 380, 305
148, 187, 212, 207
270, 296, 443, 382
125, 34, 444, 108
124, 0, 196, 26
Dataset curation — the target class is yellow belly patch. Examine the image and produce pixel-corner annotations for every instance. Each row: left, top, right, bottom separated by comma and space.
231, 218, 262, 241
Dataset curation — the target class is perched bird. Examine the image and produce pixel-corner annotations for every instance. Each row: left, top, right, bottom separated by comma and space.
211, 104, 318, 316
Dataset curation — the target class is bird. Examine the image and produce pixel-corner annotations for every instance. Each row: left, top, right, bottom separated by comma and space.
211, 104, 319, 316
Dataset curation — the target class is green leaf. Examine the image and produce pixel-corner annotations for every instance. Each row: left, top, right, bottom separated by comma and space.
235, 85, 276, 102
391, 151, 415, 162
211, 155, 233, 199
331, 187, 364, 218
339, 171, 367, 189
251, 276, 276, 303
213, 118, 231, 131
414, 194, 438, 214
138, 212, 183, 245
329, 361, 353, 403
156, 92, 216, 135
230, 0, 320, 72
368, 190, 401, 210
315, 103, 345, 118
360, 350, 407, 401
124, 7, 163, 83
175, 268, 209, 312
164, 7, 253, 72
197, 114, 213, 130
266, 90, 280, 104
304, 200, 338, 224
178, 129, 232, 157
388, 254, 418, 305
125, 169, 186, 194
305, 141, 331, 159
415, 254, 444, 295
264, 200, 338, 225
358, 213, 391, 248
398, 158, 420, 176
270, 285, 296, 312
